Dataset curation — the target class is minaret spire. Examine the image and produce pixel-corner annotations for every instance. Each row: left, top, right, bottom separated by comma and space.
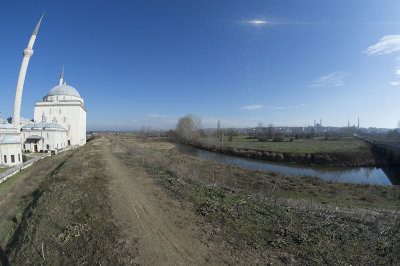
32, 12, 44, 36
12, 13, 44, 129
59, 65, 64, 85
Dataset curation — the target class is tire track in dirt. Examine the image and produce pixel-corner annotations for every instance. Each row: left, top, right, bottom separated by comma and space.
101, 136, 220, 265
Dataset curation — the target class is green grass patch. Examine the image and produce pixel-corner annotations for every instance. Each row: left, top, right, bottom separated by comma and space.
205, 136, 369, 153
0, 167, 11, 175
0, 171, 23, 198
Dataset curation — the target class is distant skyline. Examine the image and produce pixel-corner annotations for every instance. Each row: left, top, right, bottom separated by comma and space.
1, 1, 400, 130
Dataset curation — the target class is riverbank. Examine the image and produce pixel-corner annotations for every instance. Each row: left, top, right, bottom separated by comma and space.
1, 134, 399, 264
111, 134, 400, 264
186, 136, 386, 166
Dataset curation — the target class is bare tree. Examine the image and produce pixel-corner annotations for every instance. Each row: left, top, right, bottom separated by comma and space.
267, 123, 274, 139
256, 122, 267, 141
227, 128, 236, 141
176, 115, 202, 144
140, 125, 151, 139
217, 120, 222, 142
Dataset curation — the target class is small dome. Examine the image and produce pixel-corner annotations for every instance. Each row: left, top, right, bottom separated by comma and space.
47, 84, 80, 97
0, 123, 13, 129
0, 135, 20, 144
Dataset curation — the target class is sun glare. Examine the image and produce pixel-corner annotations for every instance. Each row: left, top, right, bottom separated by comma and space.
248, 20, 268, 25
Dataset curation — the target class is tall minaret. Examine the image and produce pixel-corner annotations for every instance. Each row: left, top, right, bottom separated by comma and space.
12, 13, 44, 129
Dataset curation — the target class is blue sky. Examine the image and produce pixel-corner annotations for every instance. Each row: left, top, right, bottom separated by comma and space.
1, 0, 400, 130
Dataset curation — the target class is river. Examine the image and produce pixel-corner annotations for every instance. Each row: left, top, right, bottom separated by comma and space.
175, 144, 400, 186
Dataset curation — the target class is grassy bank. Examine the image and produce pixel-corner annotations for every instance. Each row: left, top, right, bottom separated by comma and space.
0, 154, 72, 250
109, 134, 400, 264
189, 136, 379, 166
212, 136, 369, 153
3, 137, 134, 265
0, 168, 10, 175
2, 134, 399, 264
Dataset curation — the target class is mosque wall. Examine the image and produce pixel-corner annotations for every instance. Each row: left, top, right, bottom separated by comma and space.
21, 129, 67, 152
34, 103, 86, 146
0, 144, 22, 166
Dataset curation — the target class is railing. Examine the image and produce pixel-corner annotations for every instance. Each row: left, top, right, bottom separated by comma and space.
0, 154, 49, 184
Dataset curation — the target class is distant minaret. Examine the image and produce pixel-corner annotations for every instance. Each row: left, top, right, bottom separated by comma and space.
357, 117, 359, 128
12, 13, 44, 129
314, 120, 316, 127
59, 65, 64, 85
348, 121, 350, 127
320, 119, 322, 127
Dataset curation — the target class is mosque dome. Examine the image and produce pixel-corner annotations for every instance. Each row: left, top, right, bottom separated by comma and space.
47, 84, 80, 98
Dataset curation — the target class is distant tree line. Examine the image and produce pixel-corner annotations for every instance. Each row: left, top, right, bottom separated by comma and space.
171, 115, 400, 145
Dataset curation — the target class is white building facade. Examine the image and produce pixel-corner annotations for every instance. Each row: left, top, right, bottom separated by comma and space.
0, 125, 23, 166
21, 122, 68, 152
33, 71, 86, 147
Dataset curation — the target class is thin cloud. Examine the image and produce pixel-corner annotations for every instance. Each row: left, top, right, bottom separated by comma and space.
390, 81, 400, 86
241, 105, 263, 110
146, 113, 171, 119
265, 104, 307, 111
310, 72, 345, 88
364, 35, 400, 55
265, 105, 296, 110
241, 104, 307, 111
396, 68, 400, 75
248, 20, 269, 25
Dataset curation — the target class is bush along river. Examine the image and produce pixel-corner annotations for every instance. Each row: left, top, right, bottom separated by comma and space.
175, 143, 400, 185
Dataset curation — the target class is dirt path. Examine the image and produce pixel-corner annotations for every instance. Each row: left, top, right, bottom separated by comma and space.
101, 137, 223, 265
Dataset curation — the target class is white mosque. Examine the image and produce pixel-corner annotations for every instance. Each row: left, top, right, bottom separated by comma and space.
0, 14, 86, 167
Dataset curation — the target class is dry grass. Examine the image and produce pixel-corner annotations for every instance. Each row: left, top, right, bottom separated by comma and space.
5, 137, 135, 265
108, 134, 400, 264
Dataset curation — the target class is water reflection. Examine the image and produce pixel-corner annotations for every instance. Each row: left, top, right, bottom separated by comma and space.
382, 167, 400, 185
175, 144, 397, 186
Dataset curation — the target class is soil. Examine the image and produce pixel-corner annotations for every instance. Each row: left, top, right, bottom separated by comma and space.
1, 134, 399, 265
103, 137, 229, 265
